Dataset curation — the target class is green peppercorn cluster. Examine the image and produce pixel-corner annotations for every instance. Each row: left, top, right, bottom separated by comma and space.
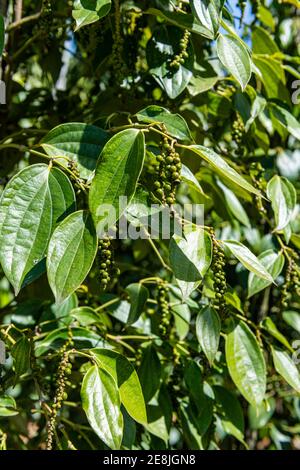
209, 229, 227, 313
170, 29, 191, 69
112, 0, 126, 83
154, 135, 181, 206
98, 237, 117, 290
157, 281, 171, 338
281, 254, 300, 309
232, 113, 245, 146
46, 332, 74, 450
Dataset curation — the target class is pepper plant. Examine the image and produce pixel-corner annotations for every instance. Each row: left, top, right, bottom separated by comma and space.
0, 0, 300, 451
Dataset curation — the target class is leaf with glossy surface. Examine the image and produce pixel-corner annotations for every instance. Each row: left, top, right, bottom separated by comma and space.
71, 307, 100, 326
81, 365, 123, 449
191, 0, 220, 38
185, 145, 261, 196
89, 129, 145, 235
196, 306, 220, 365
270, 104, 300, 141
282, 310, 300, 334
47, 211, 98, 304
41, 123, 109, 178
72, 0, 111, 31
272, 347, 300, 393
0, 396, 18, 417
267, 175, 297, 231
181, 164, 206, 196
0, 164, 75, 295
248, 250, 285, 298
125, 283, 149, 326
169, 226, 212, 282
223, 240, 274, 282
225, 321, 266, 406
217, 34, 251, 90
147, 26, 194, 99
92, 348, 147, 424
135, 106, 191, 141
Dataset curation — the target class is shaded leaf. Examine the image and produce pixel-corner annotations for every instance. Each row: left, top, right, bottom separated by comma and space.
72, 0, 111, 31
125, 283, 149, 326
196, 306, 220, 365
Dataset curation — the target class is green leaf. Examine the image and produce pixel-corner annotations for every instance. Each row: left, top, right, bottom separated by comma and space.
91, 348, 147, 424
125, 283, 149, 326
81, 365, 123, 449
169, 226, 212, 282
223, 240, 274, 282
72, 0, 111, 31
214, 385, 245, 444
146, 8, 214, 38
47, 210, 98, 304
71, 307, 100, 326
269, 104, 300, 141
253, 57, 290, 103
0, 164, 75, 295
248, 397, 276, 430
41, 123, 109, 178
272, 347, 300, 393
185, 145, 261, 196
191, 0, 220, 38
262, 317, 293, 353
172, 303, 191, 340
147, 26, 194, 99
89, 129, 145, 235
252, 26, 280, 55
217, 180, 250, 227
0, 396, 18, 417
217, 34, 251, 90
282, 310, 300, 334
225, 321, 266, 406
187, 61, 219, 96
267, 175, 297, 231
35, 327, 107, 357
248, 250, 285, 298
196, 306, 220, 365
138, 346, 161, 402
11, 336, 31, 383
181, 164, 206, 196
0, 15, 4, 57
135, 106, 192, 142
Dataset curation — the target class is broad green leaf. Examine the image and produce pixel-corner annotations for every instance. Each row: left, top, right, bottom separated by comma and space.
217, 180, 250, 227
72, 0, 111, 31
169, 226, 212, 282
248, 250, 285, 298
191, 0, 220, 38
248, 397, 276, 430
223, 240, 274, 282
282, 310, 300, 334
91, 348, 147, 424
11, 336, 31, 383
181, 164, 206, 196
71, 307, 100, 326
188, 60, 219, 96
262, 317, 293, 353
0, 15, 4, 57
179, 403, 203, 449
270, 104, 300, 141
245, 94, 267, 132
196, 306, 220, 365
0, 164, 75, 294
252, 26, 280, 55
267, 175, 297, 231
146, 8, 214, 38
89, 129, 145, 235
185, 145, 261, 196
272, 347, 300, 393
35, 327, 108, 356
225, 321, 266, 406
214, 385, 245, 444
145, 386, 172, 443
41, 123, 109, 178
125, 283, 149, 326
253, 57, 290, 103
0, 396, 18, 417
135, 106, 192, 142
172, 303, 191, 340
81, 365, 123, 449
47, 210, 98, 304
217, 34, 251, 90
138, 346, 161, 402
147, 26, 194, 99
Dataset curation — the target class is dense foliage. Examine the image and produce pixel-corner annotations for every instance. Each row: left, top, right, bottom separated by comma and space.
0, 0, 300, 451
